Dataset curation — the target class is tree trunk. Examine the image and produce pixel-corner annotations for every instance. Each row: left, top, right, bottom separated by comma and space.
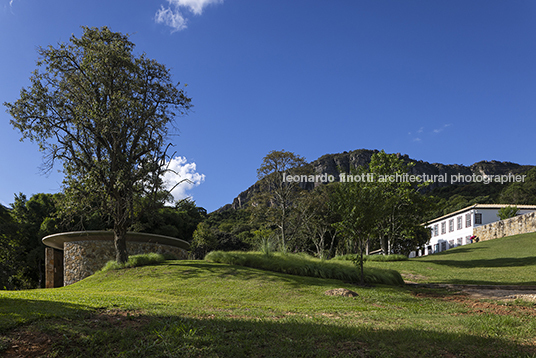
280, 206, 286, 251
114, 227, 129, 264
359, 240, 365, 286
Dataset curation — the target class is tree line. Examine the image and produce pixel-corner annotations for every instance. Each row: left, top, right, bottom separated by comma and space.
190, 149, 535, 284
0, 194, 205, 290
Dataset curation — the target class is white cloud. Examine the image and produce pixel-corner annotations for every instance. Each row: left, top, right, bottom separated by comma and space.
155, 6, 188, 32
155, 0, 223, 32
161, 156, 205, 203
433, 123, 452, 134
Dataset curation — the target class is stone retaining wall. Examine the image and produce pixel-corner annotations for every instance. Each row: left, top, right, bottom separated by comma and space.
64, 240, 188, 286
473, 211, 536, 242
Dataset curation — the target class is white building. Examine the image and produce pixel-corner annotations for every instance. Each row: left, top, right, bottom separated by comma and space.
417, 204, 536, 256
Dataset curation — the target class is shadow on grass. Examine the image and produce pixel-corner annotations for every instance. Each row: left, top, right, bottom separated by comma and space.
426, 245, 488, 255
436, 279, 536, 286
0, 297, 92, 333
164, 261, 351, 289
7, 309, 535, 358
418, 256, 536, 269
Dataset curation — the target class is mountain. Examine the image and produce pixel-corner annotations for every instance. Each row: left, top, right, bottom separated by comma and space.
219, 149, 533, 211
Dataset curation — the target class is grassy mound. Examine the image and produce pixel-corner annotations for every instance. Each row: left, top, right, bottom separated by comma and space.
204, 251, 404, 285
100, 253, 166, 272
333, 253, 408, 262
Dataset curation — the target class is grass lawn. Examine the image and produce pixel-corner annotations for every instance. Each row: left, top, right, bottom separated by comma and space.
366, 232, 536, 285
1, 260, 535, 357
1, 233, 536, 357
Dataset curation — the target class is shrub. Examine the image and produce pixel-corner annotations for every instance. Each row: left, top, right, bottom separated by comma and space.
100, 253, 166, 272
332, 254, 408, 262
205, 251, 404, 285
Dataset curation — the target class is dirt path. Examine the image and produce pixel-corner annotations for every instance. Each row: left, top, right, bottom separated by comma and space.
410, 283, 536, 302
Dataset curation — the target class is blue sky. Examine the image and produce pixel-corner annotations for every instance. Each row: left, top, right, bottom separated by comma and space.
1, 0, 535, 212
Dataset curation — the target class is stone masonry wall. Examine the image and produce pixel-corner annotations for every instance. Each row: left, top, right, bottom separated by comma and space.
473, 211, 536, 242
64, 240, 188, 286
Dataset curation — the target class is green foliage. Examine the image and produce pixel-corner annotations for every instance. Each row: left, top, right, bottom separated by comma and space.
333, 254, 409, 262
329, 151, 429, 283
253, 229, 277, 256
0, 204, 17, 290
366, 150, 430, 255
188, 208, 260, 258
425, 166, 536, 220
425, 190, 496, 220
134, 199, 206, 241
0, 193, 60, 289
100, 253, 166, 272
189, 222, 217, 259
497, 206, 519, 220
205, 251, 405, 285
499, 166, 536, 205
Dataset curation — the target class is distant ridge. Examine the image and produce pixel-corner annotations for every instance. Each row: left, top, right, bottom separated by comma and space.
217, 149, 533, 212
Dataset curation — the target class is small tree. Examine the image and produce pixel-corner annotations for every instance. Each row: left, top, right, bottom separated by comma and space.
255, 150, 308, 251
367, 151, 428, 255
295, 185, 339, 259
331, 169, 380, 285
5, 27, 192, 264
497, 206, 519, 220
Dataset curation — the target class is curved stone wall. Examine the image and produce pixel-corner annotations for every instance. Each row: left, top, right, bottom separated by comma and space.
42, 231, 190, 287
63, 240, 188, 286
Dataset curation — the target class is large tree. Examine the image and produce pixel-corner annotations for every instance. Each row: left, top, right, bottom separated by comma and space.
5, 26, 192, 264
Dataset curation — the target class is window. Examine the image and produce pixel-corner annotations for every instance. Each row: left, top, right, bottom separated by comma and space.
457, 216, 462, 230
449, 219, 454, 232
465, 213, 471, 227
466, 235, 472, 244
448, 240, 454, 248
441, 222, 446, 234
434, 224, 438, 237
457, 238, 463, 246
475, 213, 482, 225
441, 241, 447, 251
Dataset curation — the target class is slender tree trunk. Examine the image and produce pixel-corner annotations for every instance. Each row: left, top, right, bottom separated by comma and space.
114, 228, 129, 264
359, 239, 365, 286
280, 205, 286, 251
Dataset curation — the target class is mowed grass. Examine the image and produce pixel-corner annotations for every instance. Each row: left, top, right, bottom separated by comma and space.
366, 232, 536, 285
1, 257, 536, 357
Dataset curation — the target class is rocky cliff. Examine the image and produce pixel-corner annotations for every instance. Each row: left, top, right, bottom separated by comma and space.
220, 149, 533, 211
